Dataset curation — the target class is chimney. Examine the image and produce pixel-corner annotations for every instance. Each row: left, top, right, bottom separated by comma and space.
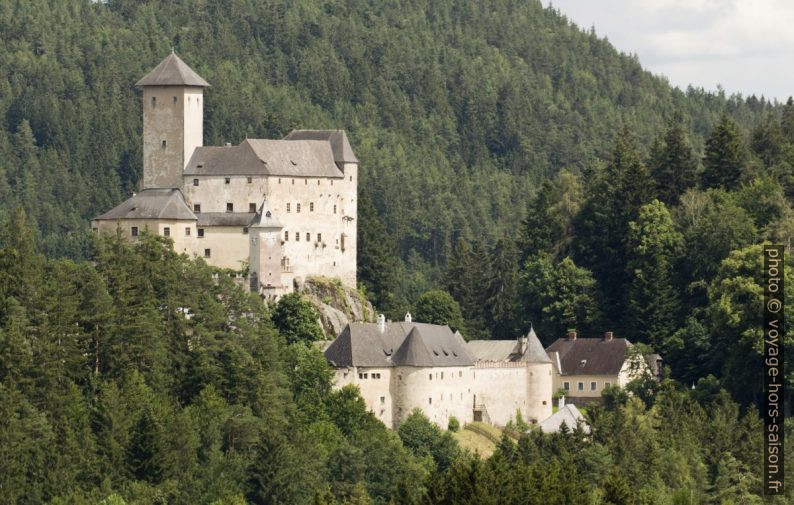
377, 314, 386, 333
567, 330, 577, 341
558, 395, 565, 409
519, 335, 528, 354
404, 312, 412, 323
604, 331, 613, 341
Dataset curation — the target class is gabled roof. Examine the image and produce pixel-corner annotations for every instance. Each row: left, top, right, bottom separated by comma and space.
466, 327, 552, 364
545, 337, 631, 376
538, 404, 590, 434
324, 322, 474, 368
249, 202, 283, 229
284, 130, 359, 163
184, 139, 343, 178
136, 52, 210, 87
93, 188, 196, 221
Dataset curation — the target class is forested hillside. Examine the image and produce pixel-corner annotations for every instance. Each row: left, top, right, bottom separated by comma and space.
1, 211, 791, 504
0, 0, 778, 273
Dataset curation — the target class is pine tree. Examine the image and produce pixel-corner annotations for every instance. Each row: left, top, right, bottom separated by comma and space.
486, 235, 520, 339
701, 115, 747, 190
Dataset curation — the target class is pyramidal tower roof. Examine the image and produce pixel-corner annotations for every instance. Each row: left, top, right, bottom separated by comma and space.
249, 201, 283, 229
136, 51, 210, 87
522, 326, 552, 363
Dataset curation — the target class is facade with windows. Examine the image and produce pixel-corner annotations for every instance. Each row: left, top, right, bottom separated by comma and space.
546, 331, 653, 405
91, 53, 357, 297
324, 317, 553, 429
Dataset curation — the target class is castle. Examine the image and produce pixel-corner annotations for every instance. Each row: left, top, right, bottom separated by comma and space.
92, 52, 358, 297
324, 315, 554, 429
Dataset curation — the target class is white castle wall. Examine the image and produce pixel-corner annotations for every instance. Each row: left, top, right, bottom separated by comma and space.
391, 366, 474, 429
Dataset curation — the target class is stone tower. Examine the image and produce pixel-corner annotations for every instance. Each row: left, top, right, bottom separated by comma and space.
136, 52, 210, 189
249, 202, 285, 298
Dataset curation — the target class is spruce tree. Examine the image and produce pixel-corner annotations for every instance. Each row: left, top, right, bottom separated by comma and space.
701, 115, 746, 190
648, 114, 698, 205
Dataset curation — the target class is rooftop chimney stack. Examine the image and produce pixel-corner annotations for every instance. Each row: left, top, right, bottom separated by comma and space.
567, 330, 577, 341
404, 312, 412, 323
377, 314, 386, 333
604, 331, 614, 341
519, 335, 528, 355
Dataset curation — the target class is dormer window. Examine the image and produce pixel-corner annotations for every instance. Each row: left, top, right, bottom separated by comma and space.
249, 203, 257, 213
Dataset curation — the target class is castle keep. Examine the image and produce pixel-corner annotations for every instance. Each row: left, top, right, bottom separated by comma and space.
92, 53, 358, 296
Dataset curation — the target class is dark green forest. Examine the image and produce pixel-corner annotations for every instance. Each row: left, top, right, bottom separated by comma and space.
1, 212, 791, 504
2, 0, 794, 502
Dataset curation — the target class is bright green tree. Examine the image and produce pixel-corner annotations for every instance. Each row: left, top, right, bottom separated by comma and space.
413, 290, 466, 336
271, 292, 324, 344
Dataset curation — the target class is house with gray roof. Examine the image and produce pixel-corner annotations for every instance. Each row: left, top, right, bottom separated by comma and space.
537, 399, 590, 435
93, 53, 358, 297
545, 330, 651, 405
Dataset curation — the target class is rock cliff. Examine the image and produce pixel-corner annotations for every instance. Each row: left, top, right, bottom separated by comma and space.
298, 276, 375, 337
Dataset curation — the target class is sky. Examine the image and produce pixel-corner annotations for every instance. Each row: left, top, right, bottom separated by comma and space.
548, 0, 794, 102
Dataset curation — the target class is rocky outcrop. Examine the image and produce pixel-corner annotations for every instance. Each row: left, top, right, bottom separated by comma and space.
299, 276, 375, 337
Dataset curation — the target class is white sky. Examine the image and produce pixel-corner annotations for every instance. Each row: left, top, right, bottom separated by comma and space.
549, 0, 794, 102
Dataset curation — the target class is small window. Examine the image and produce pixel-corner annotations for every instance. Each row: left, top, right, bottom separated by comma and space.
296, 203, 301, 213
295, 232, 299, 241
131, 226, 138, 237
247, 176, 252, 184
243, 227, 248, 234
441, 372, 444, 379
350, 175, 352, 182
204, 248, 211, 258
317, 233, 322, 242
193, 178, 199, 186
317, 180, 320, 185
578, 382, 584, 391
459, 371, 462, 377
286, 203, 291, 213
605, 382, 611, 388
284, 231, 289, 241
161, 140, 167, 148
185, 227, 191, 236
292, 179, 295, 185
193, 203, 201, 213
226, 203, 233, 212
172, 96, 177, 103
429, 374, 432, 381
305, 232, 310, 241
563, 382, 570, 391
333, 204, 337, 214
249, 203, 257, 213
591, 382, 597, 391
305, 179, 308, 185
380, 396, 385, 404
151, 96, 156, 108
310, 202, 314, 212
278, 178, 281, 184
428, 398, 432, 405
198, 228, 204, 238
225, 177, 230, 184
163, 227, 170, 237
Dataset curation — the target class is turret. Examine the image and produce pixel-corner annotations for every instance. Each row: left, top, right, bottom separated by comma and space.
136, 51, 209, 189
248, 202, 284, 296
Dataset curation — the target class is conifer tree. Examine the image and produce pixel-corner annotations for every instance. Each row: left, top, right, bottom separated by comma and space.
648, 114, 698, 205
701, 115, 746, 190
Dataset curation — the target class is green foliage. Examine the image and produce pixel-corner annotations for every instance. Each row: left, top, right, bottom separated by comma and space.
271, 292, 325, 344
412, 290, 466, 335
447, 416, 460, 432
702, 115, 747, 190
398, 409, 461, 471
649, 114, 698, 205
519, 253, 601, 341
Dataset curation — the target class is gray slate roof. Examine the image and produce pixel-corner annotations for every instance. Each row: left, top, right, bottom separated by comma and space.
467, 327, 552, 364
184, 139, 343, 178
94, 188, 196, 221
325, 322, 474, 368
538, 404, 590, 434
136, 52, 210, 87
284, 130, 359, 163
249, 202, 283, 229
196, 212, 256, 227
545, 337, 631, 376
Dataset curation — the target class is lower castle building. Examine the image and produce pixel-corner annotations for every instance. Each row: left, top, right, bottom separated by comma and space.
323, 315, 553, 429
